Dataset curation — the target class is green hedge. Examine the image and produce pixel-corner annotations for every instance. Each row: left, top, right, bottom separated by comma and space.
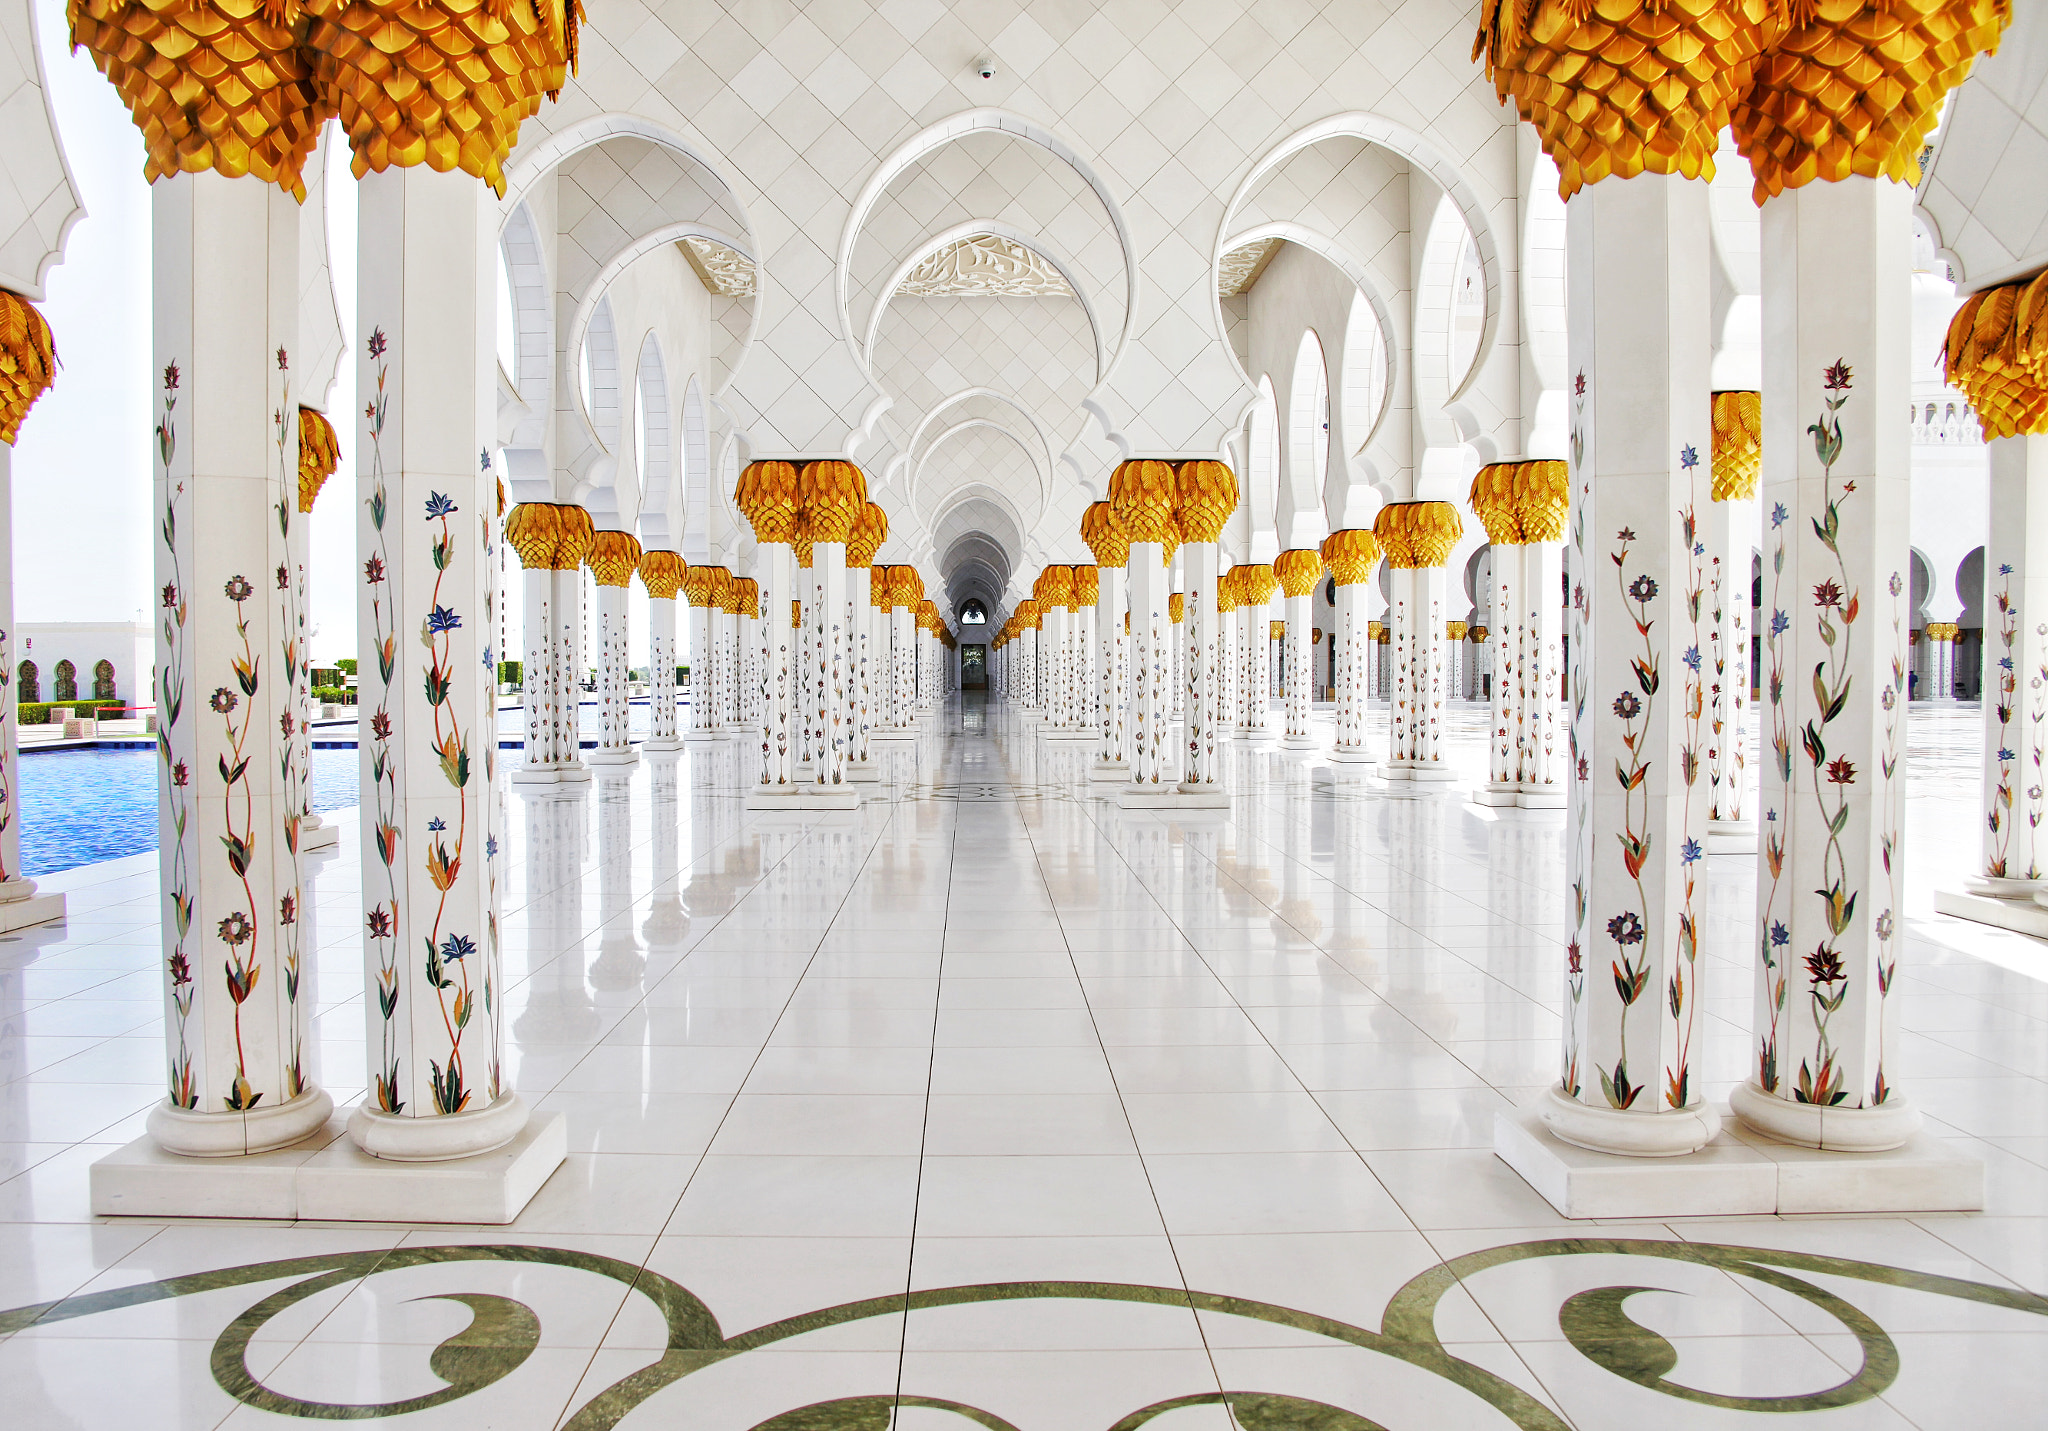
20, 700, 125, 724
310, 687, 356, 705
498, 660, 521, 687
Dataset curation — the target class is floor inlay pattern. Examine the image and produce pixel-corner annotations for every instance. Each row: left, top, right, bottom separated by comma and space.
2, 697, 2046, 1428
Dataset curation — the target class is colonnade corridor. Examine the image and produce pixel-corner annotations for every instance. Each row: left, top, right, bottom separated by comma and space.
3, 698, 2047, 1427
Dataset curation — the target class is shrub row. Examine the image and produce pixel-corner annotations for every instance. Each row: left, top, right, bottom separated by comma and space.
19, 700, 126, 724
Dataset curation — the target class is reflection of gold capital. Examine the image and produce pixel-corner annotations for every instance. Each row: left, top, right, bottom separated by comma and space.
297, 406, 341, 513
1711, 392, 1764, 501
0, 292, 57, 445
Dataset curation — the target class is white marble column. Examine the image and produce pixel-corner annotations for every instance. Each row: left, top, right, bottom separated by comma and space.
149, 172, 331, 1154
506, 511, 562, 782
1378, 505, 1461, 783
812, 542, 850, 786
1517, 539, 1569, 808
1083, 502, 1131, 777
1323, 531, 1380, 767
1704, 448, 1758, 846
684, 566, 719, 741
890, 585, 916, 732
1215, 578, 1239, 756
738, 582, 761, 734
1127, 546, 1170, 787
586, 531, 640, 766
549, 518, 592, 784
350, 163, 517, 1158
1277, 550, 1323, 750
1235, 564, 1276, 739
1735, 176, 1919, 1151
1169, 591, 1186, 723
734, 462, 798, 792
1553, 171, 1716, 1156
1180, 543, 1225, 793
0, 338, 62, 926
290, 408, 339, 852
640, 550, 684, 751
847, 561, 876, 776
1964, 436, 2048, 900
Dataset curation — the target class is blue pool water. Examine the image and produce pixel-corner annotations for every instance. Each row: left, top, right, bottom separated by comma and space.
18, 746, 363, 877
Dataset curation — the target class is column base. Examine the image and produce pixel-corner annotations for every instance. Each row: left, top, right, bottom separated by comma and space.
746, 783, 860, 811
685, 729, 721, 743
512, 763, 563, 784
91, 1108, 568, 1224
348, 1090, 531, 1161
1495, 1095, 1979, 1219
642, 737, 687, 751
0, 888, 64, 932
1934, 880, 2048, 938
300, 821, 341, 851
1172, 782, 1233, 806
1385, 762, 1457, 784
1472, 782, 1521, 808
846, 760, 881, 782
1088, 759, 1129, 781
1117, 784, 1228, 810
1280, 735, 1321, 751
871, 728, 918, 742
1326, 747, 1375, 766
1516, 786, 1567, 810
1730, 1080, 1923, 1152
146, 1084, 336, 1158
1232, 727, 1271, 742
556, 762, 591, 783
1041, 727, 1097, 742
1707, 817, 1757, 853
586, 747, 639, 766
1541, 1085, 1720, 1156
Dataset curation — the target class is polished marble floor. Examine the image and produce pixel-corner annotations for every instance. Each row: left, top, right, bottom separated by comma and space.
2, 696, 2047, 1428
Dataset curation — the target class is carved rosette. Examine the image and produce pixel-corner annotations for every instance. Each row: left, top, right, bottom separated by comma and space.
1173, 459, 1239, 543
1081, 500, 1131, 568
1274, 548, 1325, 598
1943, 271, 2048, 439
1321, 530, 1382, 586
295, 406, 340, 512
735, 460, 800, 545
0, 292, 57, 445
585, 530, 642, 589
637, 550, 684, 600
1473, 0, 1779, 197
1731, 0, 2010, 203
1711, 391, 1764, 500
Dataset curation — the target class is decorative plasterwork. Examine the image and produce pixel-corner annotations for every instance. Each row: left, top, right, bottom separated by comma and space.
1219, 237, 1283, 297
679, 236, 755, 296
895, 235, 1073, 298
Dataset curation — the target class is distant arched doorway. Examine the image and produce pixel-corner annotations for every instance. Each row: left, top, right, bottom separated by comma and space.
93, 659, 116, 702
17, 660, 37, 703
52, 659, 75, 702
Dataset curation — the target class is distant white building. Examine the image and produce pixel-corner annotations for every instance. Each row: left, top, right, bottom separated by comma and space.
16, 622, 150, 708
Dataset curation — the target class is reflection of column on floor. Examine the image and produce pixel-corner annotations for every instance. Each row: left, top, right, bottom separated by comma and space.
1277, 549, 1324, 749
1235, 563, 1276, 738
587, 530, 642, 766
1376, 502, 1462, 782
514, 786, 599, 1051
638, 551, 683, 750
735, 461, 798, 788
292, 406, 341, 851
1735, 170, 1925, 1154
1707, 392, 1761, 842
150, 171, 332, 1155
0, 294, 63, 927
643, 752, 688, 954
1082, 502, 1131, 772
1323, 530, 1382, 766
590, 769, 642, 991
1112, 459, 1177, 785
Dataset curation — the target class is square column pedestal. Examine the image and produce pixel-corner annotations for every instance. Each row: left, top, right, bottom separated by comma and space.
1495, 1094, 1981, 1219
92, 1111, 567, 1223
